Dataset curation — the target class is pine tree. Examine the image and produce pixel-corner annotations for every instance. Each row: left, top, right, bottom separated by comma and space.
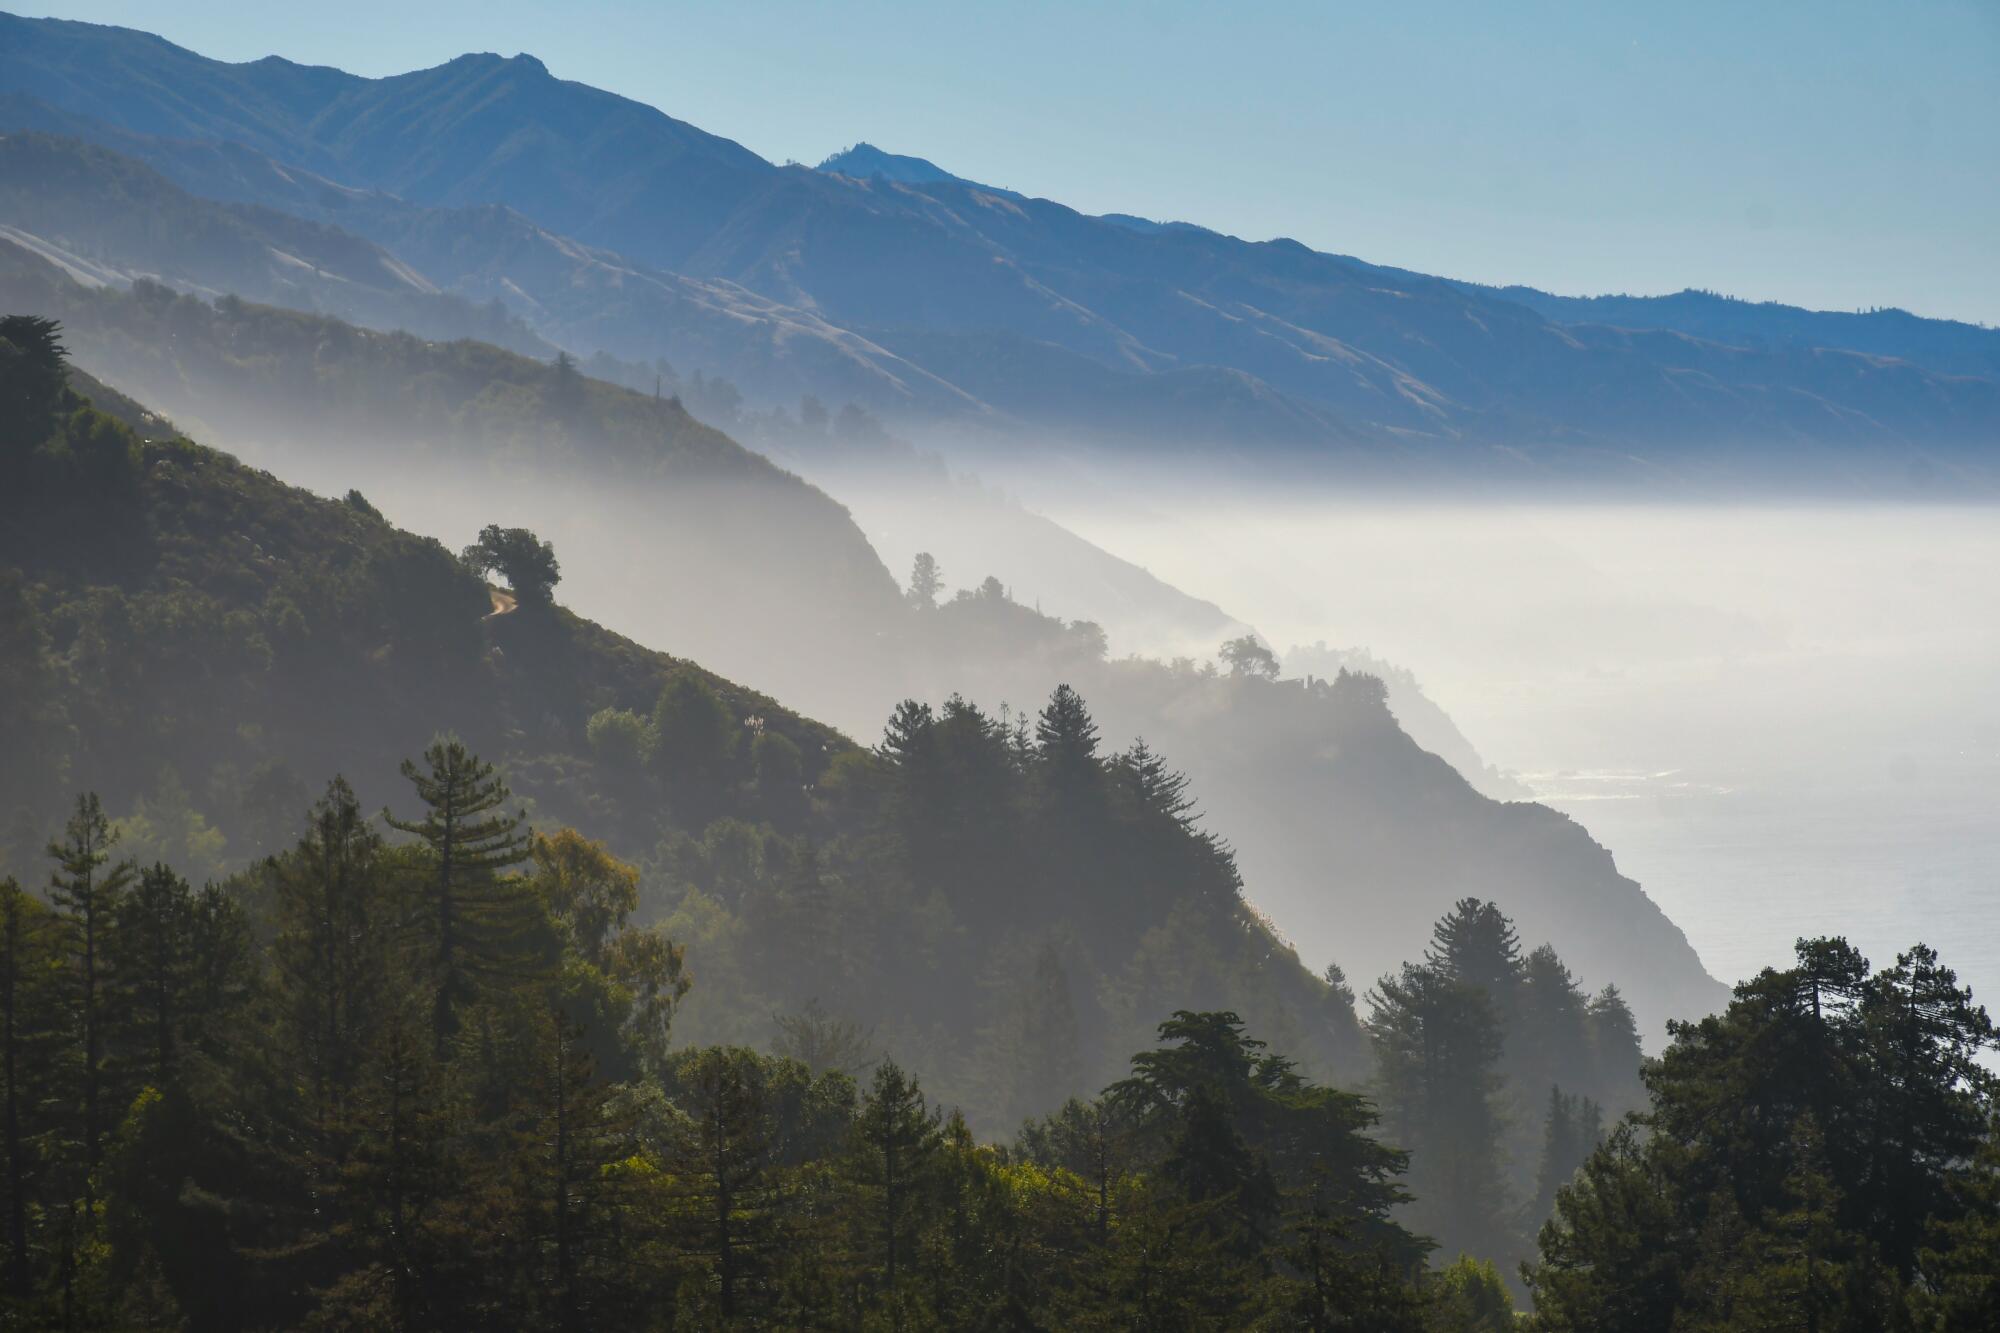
0, 877, 54, 1300
851, 1058, 943, 1301
521, 1008, 642, 1331
1426, 897, 1525, 1002
1059, 1176, 1254, 1331
324, 988, 471, 1329
1017, 1096, 1136, 1246
1035, 684, 1101, 796
385, 740, 535, 1054
1584, 983, 1645, 1115
1366, 963, 1510, 1259
1526, 1086, 1603, 1233
47, 792, 133, 1183
1264, 1182, 1429, 1333
664, 1045, 784, 1322
110, 865, 196, 1090
274, 777, 392, 1134
0, 314, 69, 454
1119, 739, 1197, 829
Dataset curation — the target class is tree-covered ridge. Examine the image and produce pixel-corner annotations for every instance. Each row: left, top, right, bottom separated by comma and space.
0, 313, 843, 850
0, 237, 906, 711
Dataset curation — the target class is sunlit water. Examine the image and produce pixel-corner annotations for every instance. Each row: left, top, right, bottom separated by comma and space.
1041, 500, 2000, 1015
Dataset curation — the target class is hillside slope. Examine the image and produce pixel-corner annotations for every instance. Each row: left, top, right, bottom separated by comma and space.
0, 239, 905, 710
0, 121, 991, 417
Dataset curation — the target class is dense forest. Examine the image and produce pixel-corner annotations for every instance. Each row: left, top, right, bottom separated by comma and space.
5, 317, 1997, 1327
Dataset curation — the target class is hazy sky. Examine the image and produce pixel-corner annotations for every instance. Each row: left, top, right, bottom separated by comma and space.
26, 1, 2000, 323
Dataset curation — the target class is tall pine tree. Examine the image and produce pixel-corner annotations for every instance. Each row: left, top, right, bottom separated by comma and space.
47, 792, 133, 1185
385, 740, 535, 1054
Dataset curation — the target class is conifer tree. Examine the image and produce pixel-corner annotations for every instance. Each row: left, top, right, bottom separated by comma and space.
521, 1008, 642, 1331
110, 865, 196, 1090
1366, 962, 1510, 1259
385, 740, 534, 1054
1526, 1086, 1603, 1232
275, 777, 391, 1133
664, 1046, 785, 1322
1426, 897, 1525, 1003
1035, 684, 1101, 798
0, 877, 52, 1300
325, 988, 472, 1328
1583, 983, 1645, 1114
851, 1058, 943, 1300
1018, 1096, 1136, 1246
47, 792, 133, 1182
0, 314, 69, 454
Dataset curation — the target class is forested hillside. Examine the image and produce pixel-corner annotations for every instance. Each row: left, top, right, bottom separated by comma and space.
0, 240, 906, 715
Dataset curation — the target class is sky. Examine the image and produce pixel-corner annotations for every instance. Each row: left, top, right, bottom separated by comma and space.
24, 0, 2000, 324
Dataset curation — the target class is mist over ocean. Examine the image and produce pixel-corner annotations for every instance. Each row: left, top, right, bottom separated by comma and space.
1050, 500, 2000, 1014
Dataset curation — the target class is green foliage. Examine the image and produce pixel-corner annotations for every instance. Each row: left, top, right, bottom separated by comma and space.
385, 738, 538, 1052
1429, 1253, 1515, 1331
462, 523, 561, 606
1526, 936, 1999, 1331
584, 707, 651, 773
0, 314, 68, 454
649, 665, 738, 807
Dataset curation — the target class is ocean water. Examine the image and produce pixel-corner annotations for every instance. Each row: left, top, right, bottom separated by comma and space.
1046, 500, 2000, 1016
1525, 757, 2000, 1004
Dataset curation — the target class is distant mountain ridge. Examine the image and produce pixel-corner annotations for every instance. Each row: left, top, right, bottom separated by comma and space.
1, 10, 1994, 494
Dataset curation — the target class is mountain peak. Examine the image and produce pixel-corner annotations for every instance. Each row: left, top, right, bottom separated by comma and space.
816, 142, 1021, 200
817, 142, 956, 183
442, 50, 547, 74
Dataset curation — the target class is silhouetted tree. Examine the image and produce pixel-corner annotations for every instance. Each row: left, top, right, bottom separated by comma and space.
47, 792, 132, 1182
385, 740, 535, 1053
906, 553, 943, 610
462, 525, 561, 605
0, 315, 68, 454
1219, 635, 1280, 679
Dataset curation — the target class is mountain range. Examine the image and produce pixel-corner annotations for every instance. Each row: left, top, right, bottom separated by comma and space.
2, 10, 1996, 493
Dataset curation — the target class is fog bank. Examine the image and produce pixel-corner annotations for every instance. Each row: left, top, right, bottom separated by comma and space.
1043, 498, 2000, 1000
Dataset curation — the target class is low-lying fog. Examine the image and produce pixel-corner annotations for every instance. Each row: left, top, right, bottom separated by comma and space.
1041, 498, 2000, 1001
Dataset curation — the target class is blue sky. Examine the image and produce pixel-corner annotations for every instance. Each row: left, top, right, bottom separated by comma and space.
26, 0, 2000, 324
